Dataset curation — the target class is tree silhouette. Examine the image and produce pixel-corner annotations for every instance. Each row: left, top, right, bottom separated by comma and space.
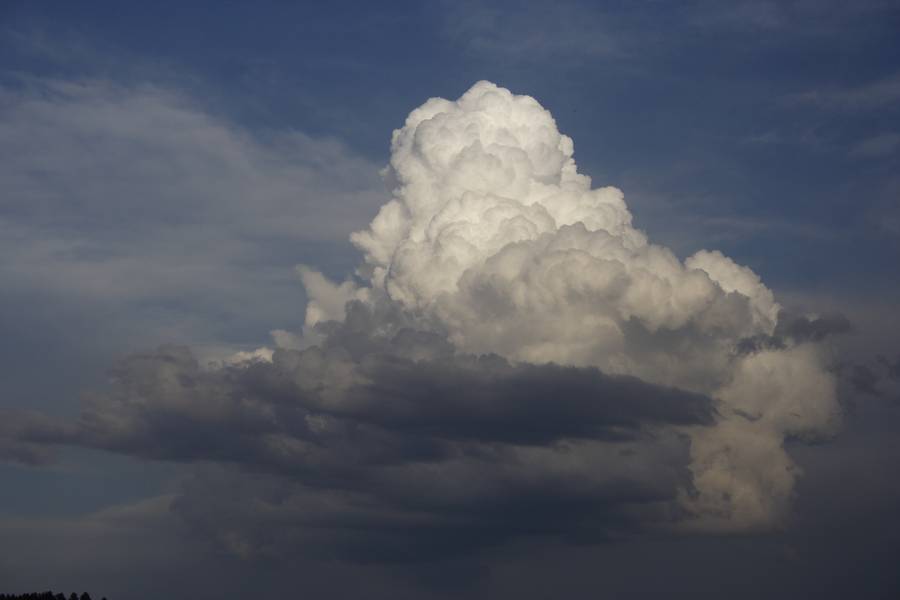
0, 593, 103, 600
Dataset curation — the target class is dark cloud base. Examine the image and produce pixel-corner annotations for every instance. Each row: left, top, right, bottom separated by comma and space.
1, 309, 715, 563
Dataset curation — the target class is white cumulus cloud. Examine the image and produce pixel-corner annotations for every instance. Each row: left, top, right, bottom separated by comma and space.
301, 81, 841, 530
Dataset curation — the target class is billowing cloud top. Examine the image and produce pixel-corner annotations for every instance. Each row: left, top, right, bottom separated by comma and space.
310, 81, 785, 384
306, 81, 841, 530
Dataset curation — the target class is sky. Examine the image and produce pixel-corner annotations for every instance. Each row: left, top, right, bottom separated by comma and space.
1, 1, 899, 599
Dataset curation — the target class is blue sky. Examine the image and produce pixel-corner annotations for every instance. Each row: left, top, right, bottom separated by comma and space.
1, 2, 899, 599
3, 0, 896, 395
12, 1, 900, 286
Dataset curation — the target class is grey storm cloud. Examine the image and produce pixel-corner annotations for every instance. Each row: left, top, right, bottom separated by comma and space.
1, 303, 714, 561
836, 353, 900, 399
735, 310, 852, 354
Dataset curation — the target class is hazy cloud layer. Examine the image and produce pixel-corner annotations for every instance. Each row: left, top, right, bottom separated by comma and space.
786, 73, 900, 112
441, 1, 625, 63
0, 78, 383, 368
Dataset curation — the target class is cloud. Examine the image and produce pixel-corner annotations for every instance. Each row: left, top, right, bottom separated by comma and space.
0, 494, 229, 600
2, 318, 713, 561
440, 0, 624, 63
785, 73, 900, 111
0, 77, 383, 359
688, 1, 788, 31
834, 353, 900, 399
329, 81, 841, 529
3, 81, 844, 562
736, 310, 852, 354
687, 0, 895, 35
850, 132, 900, 158
0, 409, 67, 466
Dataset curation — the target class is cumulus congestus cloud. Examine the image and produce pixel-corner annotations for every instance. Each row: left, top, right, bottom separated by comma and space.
310, 81, 841, 529
2, 81, 843, 560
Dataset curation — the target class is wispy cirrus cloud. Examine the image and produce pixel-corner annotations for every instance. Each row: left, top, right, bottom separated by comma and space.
440, 0, 626, 64
784, 73, 900, 111
0, 77, 384, 363
850, 132, 900, 158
